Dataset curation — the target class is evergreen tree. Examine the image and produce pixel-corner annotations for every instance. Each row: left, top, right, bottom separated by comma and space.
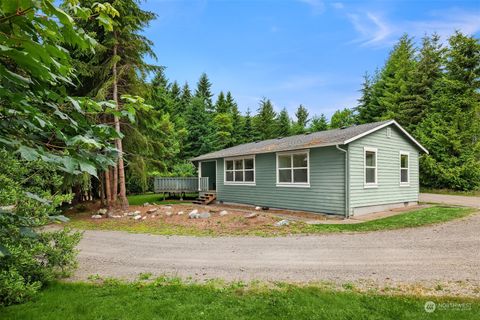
242, 109, 255, 143
170, 81, 181, 102
276, 108, 292, 137
211, 113, 234, 150
254, 98, 277, 140
195, 73, 214, 112
230, 102, 243, 146
330, 108, 356, 129
309, 114, 329, 132
178, 82, 192, 116
184, 97, 213, 158
398, 34, 445, 130
225, 91, 236, 114
356, 72, 376, 124
214, 91, 228, 113
292, 104, 309, 134
416, 32, 480, 190
151, 69, 173, 114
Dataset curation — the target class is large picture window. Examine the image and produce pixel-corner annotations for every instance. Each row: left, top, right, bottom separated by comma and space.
364, 147, 377, 187
400, 151, 409, 185
224, 157, 255, 184
276, 151, 309, 187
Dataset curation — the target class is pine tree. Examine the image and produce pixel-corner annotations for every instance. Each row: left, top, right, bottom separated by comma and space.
230, 100, 243, 146
195, 73, 214, 112
178, 82, 192, 116
254, 98, 277, 140
330, 108, 356, 129
151, 69, 173, 114
276, 108, 292, 137
225, 91, 236, 114
211, 113, 234, 150
309, 114, 329, 132
214, 91, 228, 113
170, 81, 181, 102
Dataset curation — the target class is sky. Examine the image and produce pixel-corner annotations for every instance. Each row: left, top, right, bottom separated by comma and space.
141, 0, 480, 119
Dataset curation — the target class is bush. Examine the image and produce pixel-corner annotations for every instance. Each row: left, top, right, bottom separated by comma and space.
0, 150, 82, 305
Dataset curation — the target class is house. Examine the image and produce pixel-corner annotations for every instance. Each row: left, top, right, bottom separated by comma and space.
191, 120, 428, 217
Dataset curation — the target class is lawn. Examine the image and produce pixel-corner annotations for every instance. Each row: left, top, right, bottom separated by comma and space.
1, 280, 478, 320
67, 206, 475, 237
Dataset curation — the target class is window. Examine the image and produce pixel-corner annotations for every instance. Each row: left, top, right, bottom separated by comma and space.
276, 151, 309, 187
400, 151, 409, 185
364, 147, 377, 187
224, 157, 255, 184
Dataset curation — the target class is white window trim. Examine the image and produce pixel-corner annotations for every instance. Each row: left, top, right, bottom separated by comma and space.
399, 151, 410, 186
276, 149, 310, 188
224, 155, 256, 186
364, 147, 378, 188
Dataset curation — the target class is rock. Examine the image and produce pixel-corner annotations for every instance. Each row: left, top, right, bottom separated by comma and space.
245, 212, 258, 219
255, 206, 261, 211
189, 212, 200, 219
189, 209, 198, 215
146, 208, 158, 214
142, 216, 146, 220
163, 205, 173, 210
198, 212, 211, 219
91, 215, 102, 219
111, 215, 122, 219
127, 212, 136, 216
133, 215, 142, 220
261, 206, 269, 211
219, 210, 229, 216
166, 211, 173, 217
143, 202, 150, 207
177, 211, 184, 215
274, 219, 289, 226
134, 210, 141, 215
97, 208, 108, 215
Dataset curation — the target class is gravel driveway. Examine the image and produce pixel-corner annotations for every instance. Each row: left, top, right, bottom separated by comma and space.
74, 211, 480, 286
420, 193, 480, 208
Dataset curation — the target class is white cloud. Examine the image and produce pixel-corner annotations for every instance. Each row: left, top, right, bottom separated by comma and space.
346, 8, 480, 48
298, 0, 325, 14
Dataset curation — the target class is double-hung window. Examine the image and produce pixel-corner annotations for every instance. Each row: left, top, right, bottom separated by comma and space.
224, 157, 255, 184
400, 151, 409, 185
364, 147, 377, 187
276, 151, 309, 187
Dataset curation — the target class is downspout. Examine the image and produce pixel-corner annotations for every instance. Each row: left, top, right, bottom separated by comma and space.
336, 145, 349, 219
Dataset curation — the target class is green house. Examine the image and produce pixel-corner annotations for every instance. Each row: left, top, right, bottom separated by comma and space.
191, 120, 428, 217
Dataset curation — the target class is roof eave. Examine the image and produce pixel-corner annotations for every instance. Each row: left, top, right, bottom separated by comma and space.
343, 120, 429, 154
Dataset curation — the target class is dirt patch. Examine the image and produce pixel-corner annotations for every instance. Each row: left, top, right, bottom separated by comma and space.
65, 202, 308, 236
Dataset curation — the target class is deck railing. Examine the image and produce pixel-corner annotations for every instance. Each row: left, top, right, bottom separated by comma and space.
153, 177, 209, 193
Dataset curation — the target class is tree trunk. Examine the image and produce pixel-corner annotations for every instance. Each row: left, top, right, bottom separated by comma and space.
104, 170, 112, 209
113, 155, 118, 203
112, 37, 129, 210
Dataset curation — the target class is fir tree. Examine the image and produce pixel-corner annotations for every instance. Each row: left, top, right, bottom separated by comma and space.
355, 72, 376, 124
184, 97, 213, 158
276, 108, 292, 137
214, 91, 228, 113
242, 108, 255, 143
309, 114, 329, 132
195, 73, 214, 112
225, 91, 236, 114
292, 104, 309, 134
254, 98, 277, 140
230, 102, 243, 146
211, 113, 234, 150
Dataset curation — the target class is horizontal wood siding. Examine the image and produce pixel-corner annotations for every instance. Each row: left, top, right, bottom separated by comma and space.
216, 146, 345, 215
348, 125, 420, 210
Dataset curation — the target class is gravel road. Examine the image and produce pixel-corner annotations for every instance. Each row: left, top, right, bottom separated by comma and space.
73, 211, 480, 284
420, 193, 480, 208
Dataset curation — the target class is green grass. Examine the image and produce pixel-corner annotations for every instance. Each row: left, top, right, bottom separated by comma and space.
67, 206, 475, 237
127, 193, 196, 206
304, 206, 475, 233
421, 188, 480, 197
1, 280, 478, 320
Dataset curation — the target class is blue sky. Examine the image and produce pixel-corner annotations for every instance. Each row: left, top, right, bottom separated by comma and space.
142, 0, 480, 119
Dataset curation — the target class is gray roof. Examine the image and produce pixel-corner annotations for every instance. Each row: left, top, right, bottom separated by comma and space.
191, 120, 428, 161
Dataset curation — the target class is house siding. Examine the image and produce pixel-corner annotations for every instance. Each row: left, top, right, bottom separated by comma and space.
348, 125, 420, 212
215, 146, 346, 215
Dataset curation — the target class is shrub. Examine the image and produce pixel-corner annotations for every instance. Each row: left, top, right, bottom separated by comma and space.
0, 150, 82, 305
